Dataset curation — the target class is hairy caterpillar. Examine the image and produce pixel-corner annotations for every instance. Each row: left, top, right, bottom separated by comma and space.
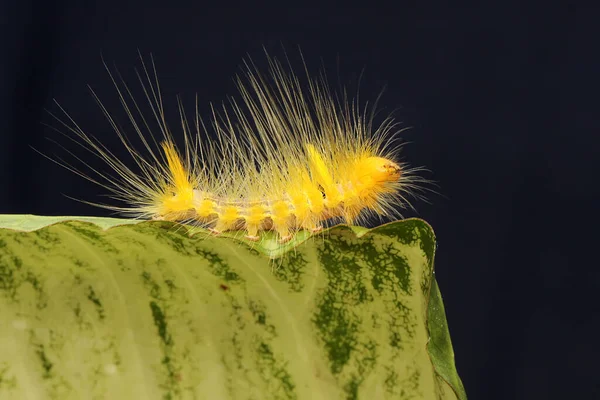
45, 50, 430, 244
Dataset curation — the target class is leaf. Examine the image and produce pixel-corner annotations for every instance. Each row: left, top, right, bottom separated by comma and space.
0, 215, 465, 399
0, 214, 141, 232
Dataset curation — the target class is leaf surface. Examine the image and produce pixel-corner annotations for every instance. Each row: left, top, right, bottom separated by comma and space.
0, 215, 465, 399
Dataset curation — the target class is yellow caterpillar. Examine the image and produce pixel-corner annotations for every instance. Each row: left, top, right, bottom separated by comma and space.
47, 51, 430, 243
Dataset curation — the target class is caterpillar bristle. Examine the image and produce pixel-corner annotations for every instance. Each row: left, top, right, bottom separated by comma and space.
46, 50, 434, 243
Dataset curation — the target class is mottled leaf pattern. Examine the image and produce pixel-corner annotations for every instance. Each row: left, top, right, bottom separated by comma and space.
0, 215, 465, 399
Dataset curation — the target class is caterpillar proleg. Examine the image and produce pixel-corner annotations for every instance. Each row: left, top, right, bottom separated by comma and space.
45, 50, 430, 244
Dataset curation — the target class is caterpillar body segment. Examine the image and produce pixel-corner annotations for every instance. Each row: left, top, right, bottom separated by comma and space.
156, 140, 404, 242
47, 51, 430, 244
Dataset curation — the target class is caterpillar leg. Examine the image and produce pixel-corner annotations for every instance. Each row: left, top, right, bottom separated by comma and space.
278, 234, 293, 244
207, 227, 222, 236
209, 214, 239, 237
310, 225, 323, 234
300, 222, 323, 234
274, 225, 294, 244
245, 224, 261, 242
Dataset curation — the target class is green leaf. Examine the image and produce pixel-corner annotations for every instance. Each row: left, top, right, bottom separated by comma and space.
0, 215, 465, 399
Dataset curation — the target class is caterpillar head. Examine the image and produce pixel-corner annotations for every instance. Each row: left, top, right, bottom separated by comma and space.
359, 157, 402, 187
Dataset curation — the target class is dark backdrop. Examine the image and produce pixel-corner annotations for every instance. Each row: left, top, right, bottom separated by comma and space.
1, 2, 598, 399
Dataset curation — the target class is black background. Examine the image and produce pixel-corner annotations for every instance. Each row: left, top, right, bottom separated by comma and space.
1, 2, 599, 399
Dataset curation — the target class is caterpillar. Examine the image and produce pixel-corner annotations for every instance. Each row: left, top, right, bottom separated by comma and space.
45, 50, 430, 244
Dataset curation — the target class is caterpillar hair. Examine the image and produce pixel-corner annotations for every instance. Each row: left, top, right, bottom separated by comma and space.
44, 50, 432, 244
